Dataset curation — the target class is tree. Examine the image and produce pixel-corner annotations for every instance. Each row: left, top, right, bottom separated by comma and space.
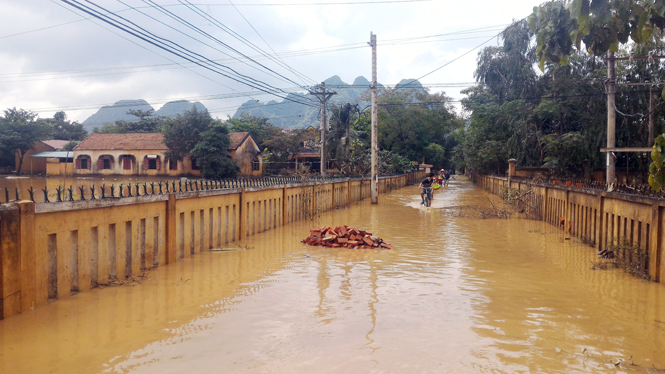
46, 111, 87, 140
162, 107, 216, 162
226, 114, 282, 149
93, 109, 164, 134
529, 0, 665, 71
191, 125, 239, 179
376, 87, 461, 166
0, 108, 50, 174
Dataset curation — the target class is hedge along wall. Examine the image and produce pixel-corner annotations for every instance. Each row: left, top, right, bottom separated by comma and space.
0, 172, 425, 319
473, 174, 665, 283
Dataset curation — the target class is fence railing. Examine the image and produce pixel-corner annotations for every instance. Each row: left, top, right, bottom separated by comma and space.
0, 174, 413, 205
0, 171, 425, 319
470, 173, 665, 284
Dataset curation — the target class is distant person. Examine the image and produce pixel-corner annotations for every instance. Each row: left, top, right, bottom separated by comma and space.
436, 170, 444, 186
444, 170, 451, 186
419, 172, 434, 205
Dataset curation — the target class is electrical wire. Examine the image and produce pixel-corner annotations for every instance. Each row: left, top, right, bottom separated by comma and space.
143, 0, 316, 93
59, 0, 318, 107
197, 0, 316, 86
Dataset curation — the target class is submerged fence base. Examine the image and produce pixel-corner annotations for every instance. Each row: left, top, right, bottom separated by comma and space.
0, 172, 424, 319
472, 174, 665, 283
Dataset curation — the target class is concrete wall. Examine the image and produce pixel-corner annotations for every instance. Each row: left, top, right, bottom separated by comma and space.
0, 171, 425, 319
474, 174, 665, 284
15, 142, 54, 175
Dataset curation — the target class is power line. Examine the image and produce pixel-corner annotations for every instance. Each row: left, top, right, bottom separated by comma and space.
59, 0, 318, 108
113, 0, 302, 87
226, 0, 315, 86
50, 0, 237, 91
142, 0, 315, 93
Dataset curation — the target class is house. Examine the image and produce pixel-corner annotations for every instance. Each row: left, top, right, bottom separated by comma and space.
70, 132, 262, 177
228, 132, 262, 176
73, 133, 197, 176
15, 140, 70, 175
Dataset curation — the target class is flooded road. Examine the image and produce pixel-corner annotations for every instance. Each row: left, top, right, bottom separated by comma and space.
0, 177, 663, 373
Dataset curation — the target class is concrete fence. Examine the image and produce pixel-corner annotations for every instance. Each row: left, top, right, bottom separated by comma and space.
0, 172, 425, 319
473, 174, 665, 283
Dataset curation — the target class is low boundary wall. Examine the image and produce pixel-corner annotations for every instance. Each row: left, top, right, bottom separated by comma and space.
0, 172, 424, 319
473, 174, 665, 283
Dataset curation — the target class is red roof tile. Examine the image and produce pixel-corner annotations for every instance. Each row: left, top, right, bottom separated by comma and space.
42, 140, 70, 150
228, 132, 251, 150
75, 133, 168, 151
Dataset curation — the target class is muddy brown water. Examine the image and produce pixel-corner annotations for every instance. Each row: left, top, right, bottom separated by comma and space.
0, 177, 663, 373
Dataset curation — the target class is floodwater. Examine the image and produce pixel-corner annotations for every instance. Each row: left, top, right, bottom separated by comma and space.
0, 177, 664, 373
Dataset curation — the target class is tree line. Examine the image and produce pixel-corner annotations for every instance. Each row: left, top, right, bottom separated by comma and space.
455, 16, 665, 180
0, 86, 464, 178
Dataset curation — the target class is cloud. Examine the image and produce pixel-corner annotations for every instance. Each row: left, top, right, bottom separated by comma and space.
0, 0, 544, 123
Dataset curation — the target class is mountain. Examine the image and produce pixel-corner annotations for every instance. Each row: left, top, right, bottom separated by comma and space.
155, 100, 206, 117
81, 99, 207, 132
233, 75, 393, 129
82, 99, 154, 132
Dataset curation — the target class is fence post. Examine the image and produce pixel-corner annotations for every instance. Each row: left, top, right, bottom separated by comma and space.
347, 179, 351, 206
282, 185, 288, 226
311, 184, 316, 217
649, 204, 662, 282
331, 182, 336, 209
597, 194, 605, 250
240, 188, 246, 238
17, 201, 36, 313
543, 186, 549, 224
0, 203, 21, 319
165, 194, 177, 264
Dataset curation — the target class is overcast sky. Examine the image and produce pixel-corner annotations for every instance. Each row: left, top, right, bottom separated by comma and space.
0, 0, 545, 123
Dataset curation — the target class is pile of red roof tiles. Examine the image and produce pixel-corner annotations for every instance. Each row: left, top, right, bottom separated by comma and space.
302, 225, 392, 249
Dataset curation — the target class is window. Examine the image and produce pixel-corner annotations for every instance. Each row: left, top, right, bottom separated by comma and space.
191, 158, 200, 171
169, 160, 178, 170
123, 157, 132, 170
103, 159, 111, 169
252, 160, 260, 171
143, 155, 160, 170
76, 156, 91, 170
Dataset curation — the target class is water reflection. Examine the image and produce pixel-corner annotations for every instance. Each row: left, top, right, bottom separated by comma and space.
0, 178, 663, 373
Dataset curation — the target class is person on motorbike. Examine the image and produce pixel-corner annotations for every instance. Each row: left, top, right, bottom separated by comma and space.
419, 173, 435, 205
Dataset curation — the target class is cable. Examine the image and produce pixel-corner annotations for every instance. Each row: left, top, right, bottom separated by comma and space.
216, 0, 315, 86
143, 0, 316, 96
51, 0, 236, 91
60, 0, 318, 107
115, 0, 303, 88
394, 17, 530, 91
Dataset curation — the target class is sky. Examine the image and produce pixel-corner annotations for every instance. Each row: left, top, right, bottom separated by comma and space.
0, 0, 547, 124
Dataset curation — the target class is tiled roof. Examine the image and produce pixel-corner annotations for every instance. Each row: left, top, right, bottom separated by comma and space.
228, 132, 251, 150
75, 133, 168, 151
42, 140, 70, 150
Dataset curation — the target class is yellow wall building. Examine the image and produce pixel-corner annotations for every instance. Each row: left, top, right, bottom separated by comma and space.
71, 132, 261, 177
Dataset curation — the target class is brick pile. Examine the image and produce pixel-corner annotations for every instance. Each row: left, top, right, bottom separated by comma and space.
302, 225, 392, 249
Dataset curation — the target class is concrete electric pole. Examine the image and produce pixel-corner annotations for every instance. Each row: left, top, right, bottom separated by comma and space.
308, 82, 336, 176
370, 32, 378, 204
606, 51, 616, 186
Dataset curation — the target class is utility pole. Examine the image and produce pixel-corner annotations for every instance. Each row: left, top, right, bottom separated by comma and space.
370, 32, 378, 204
308, 82, 336, 176
650, 88, 655, 146
606, 51, 616, 186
